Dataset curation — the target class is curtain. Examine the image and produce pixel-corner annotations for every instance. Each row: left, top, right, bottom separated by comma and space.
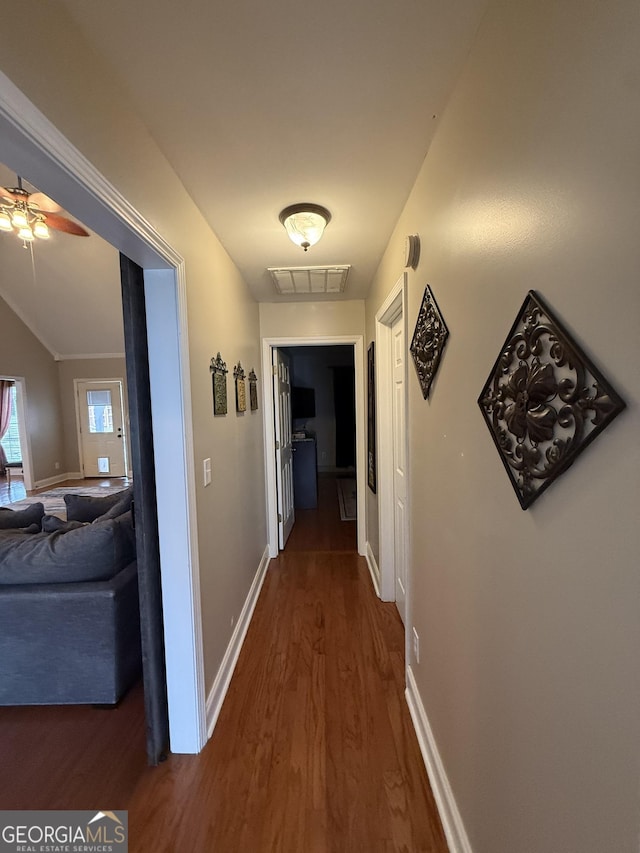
0, 381, 13, 474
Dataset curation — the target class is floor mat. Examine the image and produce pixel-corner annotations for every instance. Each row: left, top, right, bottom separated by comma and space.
1, 484, 129, 519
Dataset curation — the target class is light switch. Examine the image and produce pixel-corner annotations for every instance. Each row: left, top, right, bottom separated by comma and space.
203, 458, 212, 486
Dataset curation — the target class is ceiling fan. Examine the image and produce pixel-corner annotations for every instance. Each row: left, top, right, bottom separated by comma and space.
0, 176, 89, 243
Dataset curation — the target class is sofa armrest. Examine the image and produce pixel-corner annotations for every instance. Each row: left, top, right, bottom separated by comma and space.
0, 561, 141, 705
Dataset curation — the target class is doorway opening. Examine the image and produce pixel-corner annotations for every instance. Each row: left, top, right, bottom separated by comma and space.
262, 335, 366, 558
0, 70, 205, 756
0, 377, 33, 492
275, 345, 357, 552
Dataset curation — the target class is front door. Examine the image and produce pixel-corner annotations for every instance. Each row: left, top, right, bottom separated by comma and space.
273, 348, 295, 548
77, 379, 127, 477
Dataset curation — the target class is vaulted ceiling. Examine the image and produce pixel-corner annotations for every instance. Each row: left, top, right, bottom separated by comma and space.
0, 0, 487, 357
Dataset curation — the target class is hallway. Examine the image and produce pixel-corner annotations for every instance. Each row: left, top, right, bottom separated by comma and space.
127, 474, 447, 851
0, 474, 446, 850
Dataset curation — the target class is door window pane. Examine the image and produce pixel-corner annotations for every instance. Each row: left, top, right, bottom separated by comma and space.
87, 390, 113, 434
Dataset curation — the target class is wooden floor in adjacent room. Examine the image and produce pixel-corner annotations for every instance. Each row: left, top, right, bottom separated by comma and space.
0, 474, 130, 507
0, 473, 447, 852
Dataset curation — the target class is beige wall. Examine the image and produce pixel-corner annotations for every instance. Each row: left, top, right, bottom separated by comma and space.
56, 358, 127, 474
259, 300, 365, 339
0, 294, 65, 483
0, 5, 266, 694
366, 1, 640, 851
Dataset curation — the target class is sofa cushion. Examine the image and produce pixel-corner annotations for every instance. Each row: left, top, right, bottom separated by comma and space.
0, 503, 44, 530
41, 514, 88, 534
0, 513, 136, 585
64, 486, 132, 523
0, 523, 41, 536
93, 488, 134, 522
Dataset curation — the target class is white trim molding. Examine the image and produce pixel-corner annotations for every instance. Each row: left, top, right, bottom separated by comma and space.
405, 666, 473, 853
206, 548, 271, 736
261, 335, 367, 559
366, 541, 381, 597
375, 274, 407, 603
33, 473, 70, 490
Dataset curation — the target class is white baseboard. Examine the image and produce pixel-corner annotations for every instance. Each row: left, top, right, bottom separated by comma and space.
205, 546, 271, 737
34, 472, 77, 489
405, 665, 473, 853
365, 541, 381, 597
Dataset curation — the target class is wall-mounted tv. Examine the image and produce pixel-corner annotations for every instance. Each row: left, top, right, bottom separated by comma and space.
291, 386, 316, 420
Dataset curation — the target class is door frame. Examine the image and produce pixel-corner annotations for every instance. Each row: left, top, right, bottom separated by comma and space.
0, 375, 34, 491
375, 274, 410, 635
262, 335, 366, 558
0, 71, 206, 753
74, 378, 130, 478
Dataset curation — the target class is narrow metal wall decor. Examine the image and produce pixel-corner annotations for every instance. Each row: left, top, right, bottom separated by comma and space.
234, 362, 247, 413
478, 290, 626, 509
410, 285, 449, 399
210, 352, 228, 416
248, 369, 259, 411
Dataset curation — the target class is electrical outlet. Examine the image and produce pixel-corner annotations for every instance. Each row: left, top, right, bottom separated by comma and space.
203, 458, 212, 486
412, 627, 420, 664
54, 462, 60, 470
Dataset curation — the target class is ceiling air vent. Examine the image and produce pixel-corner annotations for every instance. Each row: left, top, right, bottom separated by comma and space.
268, 265, 350, 295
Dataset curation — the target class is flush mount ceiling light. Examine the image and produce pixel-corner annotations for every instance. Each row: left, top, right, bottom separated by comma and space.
0, 175, 89, 246
279, 203, 331, 252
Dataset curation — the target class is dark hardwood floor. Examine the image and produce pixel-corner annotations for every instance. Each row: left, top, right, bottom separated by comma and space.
0, 681, 147, 810
0, 473, 447, 851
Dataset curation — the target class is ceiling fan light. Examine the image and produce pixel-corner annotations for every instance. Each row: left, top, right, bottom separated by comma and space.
0, 211, 12, 231
279, 204, 331, 251
18, 226, 34, 241
11, 208, 29, 229
33, 219, 50, 239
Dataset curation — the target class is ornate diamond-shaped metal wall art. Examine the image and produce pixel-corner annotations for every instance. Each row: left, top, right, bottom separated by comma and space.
210, 352, 228, 416
478, 290, 626, 509
410, 285, 449, 399
234, 362, 246, 413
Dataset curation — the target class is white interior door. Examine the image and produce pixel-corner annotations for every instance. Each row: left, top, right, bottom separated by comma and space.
77, 379, 127, 477
273, 349, 295, 548
391, 314, 407, 624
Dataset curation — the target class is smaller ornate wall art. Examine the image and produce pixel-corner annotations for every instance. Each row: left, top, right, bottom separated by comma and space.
248, 369, 259, 411
367, 342, 377, 493
210, 352, 228, 416
478, 290, 626, 510
410, 285, 449, 399
234, 362, 247, 413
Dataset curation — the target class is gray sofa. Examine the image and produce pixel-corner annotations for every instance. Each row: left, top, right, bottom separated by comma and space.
0, 487, 141, 706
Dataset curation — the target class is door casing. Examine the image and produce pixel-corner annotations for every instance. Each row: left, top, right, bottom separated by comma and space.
0, 375, 34, 491
375, 275, 411, 647
262, 336, 367, 558
0, 70, 206, 753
